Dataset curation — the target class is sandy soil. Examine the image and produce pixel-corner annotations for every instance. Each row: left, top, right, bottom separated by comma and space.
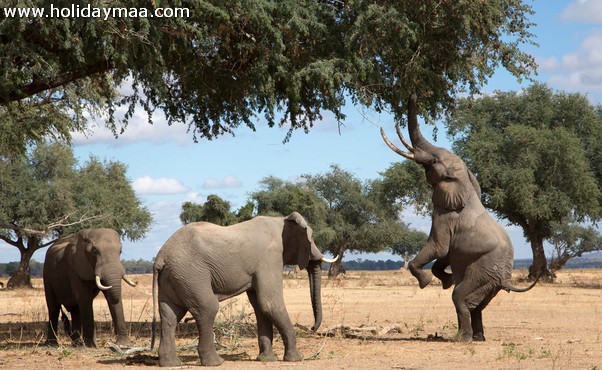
0, 269, 601, 369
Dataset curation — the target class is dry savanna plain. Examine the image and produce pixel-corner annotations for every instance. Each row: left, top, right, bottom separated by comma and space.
1, 269, 602, 369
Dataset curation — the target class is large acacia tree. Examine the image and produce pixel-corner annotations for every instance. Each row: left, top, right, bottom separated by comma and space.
1, 1, 536, 147
0, 142, 152, 288
447, 84, 602, 279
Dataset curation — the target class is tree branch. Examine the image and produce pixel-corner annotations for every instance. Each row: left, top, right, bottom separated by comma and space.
4, 59, 112, 104
0, 212, 112, 237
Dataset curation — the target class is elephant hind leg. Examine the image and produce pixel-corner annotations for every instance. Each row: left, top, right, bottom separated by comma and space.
471, 289, 499, 341
247, 290, 277, 362
188, 296, 224, 366
452, 280, 498, 342
158, 300, 186, 367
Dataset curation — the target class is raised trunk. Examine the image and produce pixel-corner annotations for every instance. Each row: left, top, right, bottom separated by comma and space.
405, 93, 438, 162
307, 259, 323, 332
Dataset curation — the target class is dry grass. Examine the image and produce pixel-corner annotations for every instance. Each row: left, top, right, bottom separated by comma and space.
0, 269, 601, 369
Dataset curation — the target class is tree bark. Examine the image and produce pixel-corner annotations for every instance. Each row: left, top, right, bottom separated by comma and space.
328, 244, 346, 278
528, 236, 551, 281
6, 236, 44, 289
7, 241, 36, 289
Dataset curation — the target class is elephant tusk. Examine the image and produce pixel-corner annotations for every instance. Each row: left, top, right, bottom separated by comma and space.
123, 276, 138, 287
380, 127, 415, 160
321, 255, 339, 264
95, 276, 112, 291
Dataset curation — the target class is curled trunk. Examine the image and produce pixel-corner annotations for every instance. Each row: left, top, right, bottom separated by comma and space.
307, 259, 323, 332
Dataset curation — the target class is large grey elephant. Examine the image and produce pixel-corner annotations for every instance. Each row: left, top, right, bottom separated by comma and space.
380, 93, 539, 342
151, 212, 336, 367
43, 228, 137, 347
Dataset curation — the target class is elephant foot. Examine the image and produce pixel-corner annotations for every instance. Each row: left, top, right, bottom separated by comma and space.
83, 340, 97, 348
472, 333, 486, 342
453, 331, 473, 343
114, 336, 132, 347
159, 356, 182, 367
440, 274, 454, 290
200, 353, 225, 366
257, 351, 278, 362
283, 350, 303, 362
417, 274, 432, 289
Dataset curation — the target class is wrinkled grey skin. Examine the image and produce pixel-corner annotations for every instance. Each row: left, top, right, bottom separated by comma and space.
381, 93, 539, 342
43, 228, 134, 347
152, 212, 327, 367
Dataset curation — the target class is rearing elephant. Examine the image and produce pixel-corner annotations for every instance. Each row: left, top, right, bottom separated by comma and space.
43, 228, 137, 347
151, 212, 336, 367
380, 93, 539, 342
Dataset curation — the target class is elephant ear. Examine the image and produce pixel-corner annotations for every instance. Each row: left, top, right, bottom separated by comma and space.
433, 163, 476, 211
284, 212, 323, 270
65, 231, 95, 281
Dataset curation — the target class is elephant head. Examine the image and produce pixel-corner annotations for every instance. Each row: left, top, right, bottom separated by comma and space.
282, 212, 336, 332
381, 93, 481, 211
66, 228, 136, 304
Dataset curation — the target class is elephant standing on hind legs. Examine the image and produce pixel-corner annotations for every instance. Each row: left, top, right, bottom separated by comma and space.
381, 93, 540, 342
151, 212, 336, 367
43, 228, 137, 347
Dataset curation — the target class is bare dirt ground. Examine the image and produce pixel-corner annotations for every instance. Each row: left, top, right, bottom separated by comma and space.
0, 269, 601, 369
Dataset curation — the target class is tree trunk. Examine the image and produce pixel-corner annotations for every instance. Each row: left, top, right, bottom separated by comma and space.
328, 244, 346, 278
528, 236, 552, 281
7, 241, 36, 289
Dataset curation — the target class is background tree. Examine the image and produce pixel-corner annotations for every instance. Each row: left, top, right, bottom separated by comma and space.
447, 83, 602, 279
180, 196, 255, 226
548, 222, 602, 276
252, 166, 424, 277
0, 142, 152, 288
389, 230, 428, 270
2, 1, 535, 148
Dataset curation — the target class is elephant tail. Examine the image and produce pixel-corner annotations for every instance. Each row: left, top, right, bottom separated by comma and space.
150, 259, 163, 350
501, 271, 542, 293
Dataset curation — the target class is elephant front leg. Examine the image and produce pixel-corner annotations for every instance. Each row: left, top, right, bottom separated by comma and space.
409, 240, 448, 289
79, 301, 97, 347
247, 291, 277, 362
431, 256, 453, 289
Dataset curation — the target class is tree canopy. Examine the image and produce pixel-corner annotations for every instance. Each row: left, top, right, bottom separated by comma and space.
0, 142, 152, 288
252, 165, 424, 276
1, 0, 536, 148
447, 83, 602, 278
179, 195, 253, 226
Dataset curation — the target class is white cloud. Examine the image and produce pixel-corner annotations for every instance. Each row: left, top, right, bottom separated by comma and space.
202, 175, 243, 189
133, 176, 189, 195
560, 0, 602, 24
536, 30, 602, 96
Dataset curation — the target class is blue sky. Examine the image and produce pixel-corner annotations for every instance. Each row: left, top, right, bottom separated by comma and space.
3, 0, 602, 263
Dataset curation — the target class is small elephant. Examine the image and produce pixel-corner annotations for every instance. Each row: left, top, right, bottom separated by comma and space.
381, 93, 539, 342
151, 212, 336, 367
43, 228, 137, 347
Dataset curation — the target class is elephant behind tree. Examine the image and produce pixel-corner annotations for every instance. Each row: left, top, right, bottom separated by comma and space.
381, 93, 540, 342
151, 212, 336, 367
43, 228, 137, 347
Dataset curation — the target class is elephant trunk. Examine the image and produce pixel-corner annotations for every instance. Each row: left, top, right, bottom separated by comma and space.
97, 265, 125, 305
307, 259, 323, 332
406, 93, 437, 163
